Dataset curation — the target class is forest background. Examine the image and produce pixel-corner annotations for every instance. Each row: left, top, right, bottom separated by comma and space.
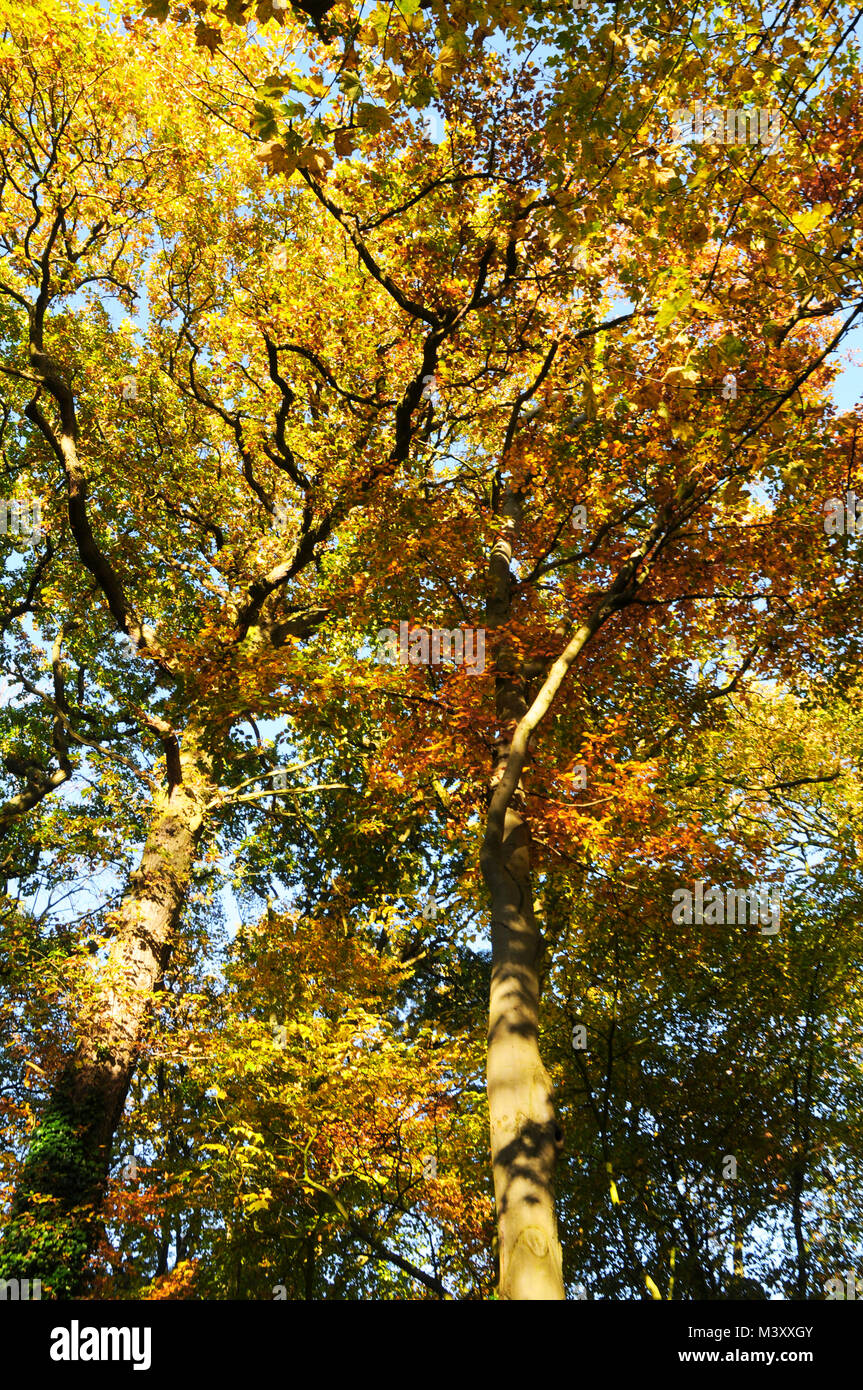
0, 0, 862, 1302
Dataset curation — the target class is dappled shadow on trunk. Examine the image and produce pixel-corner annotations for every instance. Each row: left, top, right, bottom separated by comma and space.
486, 839, 565, 1297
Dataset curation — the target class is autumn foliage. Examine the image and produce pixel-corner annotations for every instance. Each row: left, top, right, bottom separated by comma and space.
0, 0, 861, 1300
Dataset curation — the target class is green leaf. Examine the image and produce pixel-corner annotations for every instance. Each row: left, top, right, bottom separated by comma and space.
356, 103, 394, 131
656, 291, 691, 332
338, 72, 363, 102
252, 100, 279, 141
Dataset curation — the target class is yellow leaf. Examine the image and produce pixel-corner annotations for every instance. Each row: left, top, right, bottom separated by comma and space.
691, 298, 720, 317
297, 147, 333, 175
254, 141, 297, 177
793, 203, 831, 236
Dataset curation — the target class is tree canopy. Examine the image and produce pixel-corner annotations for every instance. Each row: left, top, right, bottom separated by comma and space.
0, 0, 862, 1302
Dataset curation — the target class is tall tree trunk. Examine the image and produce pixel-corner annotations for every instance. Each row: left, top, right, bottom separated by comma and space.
0, 745, 213, 1296
484, 804, 565, 1300
479, 459, 673, 1298
483, 490, 565, 1300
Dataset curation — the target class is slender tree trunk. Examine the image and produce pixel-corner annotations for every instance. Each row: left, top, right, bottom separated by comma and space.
485, 805, 565, 1299
479, 458, 668, 1297
0, 746, 213, 1296
483, 489, 565, 1300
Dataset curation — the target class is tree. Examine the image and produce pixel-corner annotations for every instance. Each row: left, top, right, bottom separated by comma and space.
1, 0, 862, 1300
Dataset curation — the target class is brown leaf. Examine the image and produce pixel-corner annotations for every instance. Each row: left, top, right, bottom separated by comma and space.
296, 147, 334, 175
194, 21, 222, 53
254, 141, 298, 177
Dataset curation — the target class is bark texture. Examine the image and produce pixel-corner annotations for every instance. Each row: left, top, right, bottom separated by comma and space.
0, 745, 212, 1296
483, 492, 565, 1300
485, 805, 565, 1299
480, 453, 667, 1297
